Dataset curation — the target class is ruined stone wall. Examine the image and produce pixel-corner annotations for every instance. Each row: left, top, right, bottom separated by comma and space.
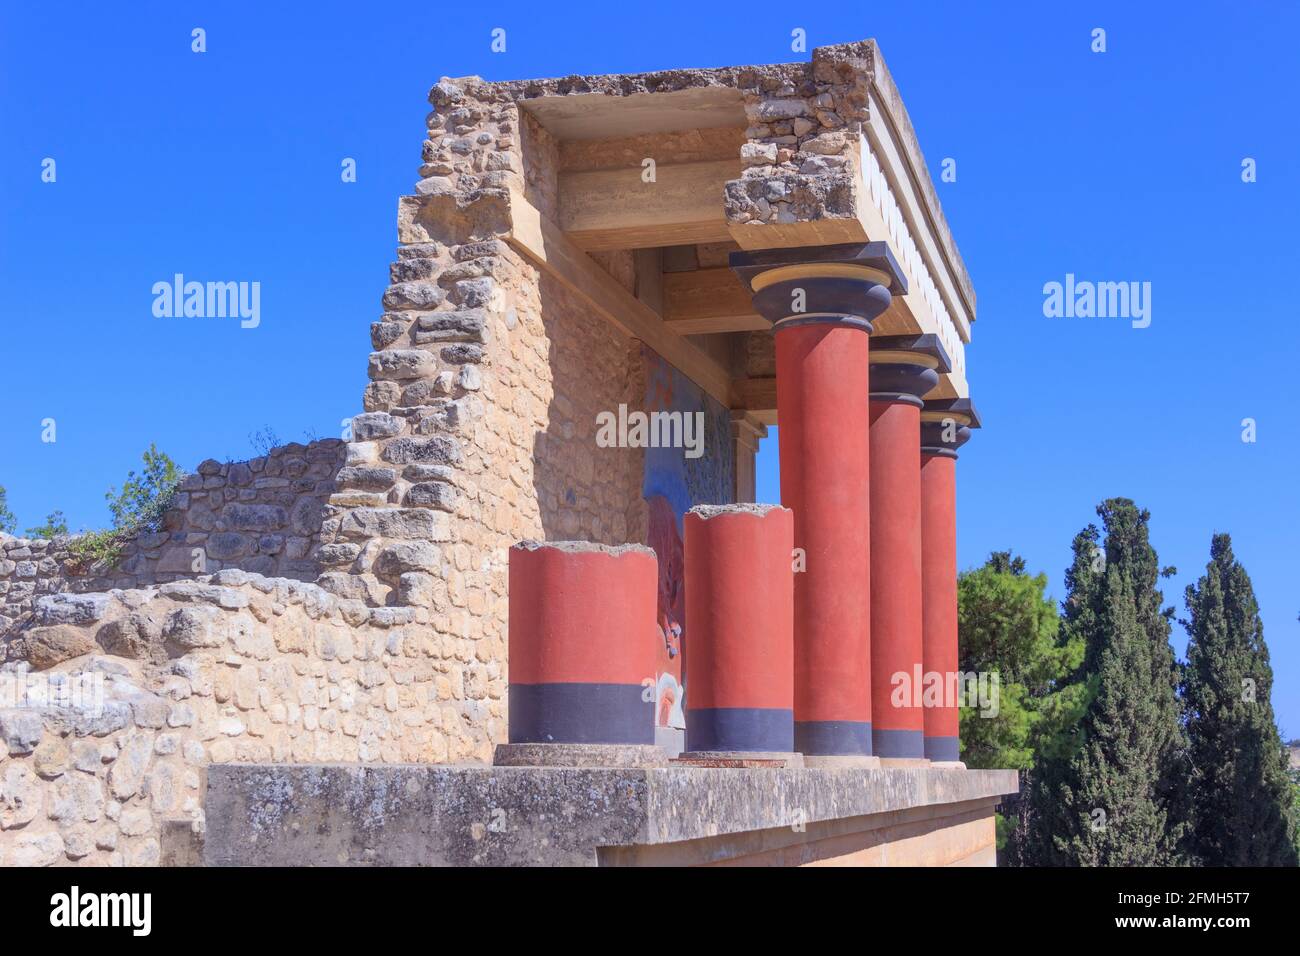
0, 568, 495, 866
1, 64, 766, 868
0, 439, 347, 639
320, 75, 654, 740
724, 46, 872, 230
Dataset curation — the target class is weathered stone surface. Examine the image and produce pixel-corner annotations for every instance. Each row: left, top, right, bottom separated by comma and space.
289, 498, 323, 537
62, 826, 95, 860
351, 412, 403, 441
314, 543, 361, 569
163, 605, 225, 650
9, 831, 63, 866
206, 532, 250, 561
369, 349, 436, 380
97, 613, 162, 661
338, 508, 450, 541
411, 309, 487, 344
405, 481, 458, 511
0, 709, 45, 755
32, 738, 70, 779
336, 466, 397, 492
160, 581, 249, 610
34, 593, 112, 626
204, 765, 1019, 867
370, 321, 407, 350
439, 344, 483, 365
108, 733, 154, 801
0, 764, 41, 828
48, 773, 104, 822
119, 806, 154, 836
382, 281, 445, 310
374, 542, 440, 578
381, 437, 461, 466
221, 504, 288, 532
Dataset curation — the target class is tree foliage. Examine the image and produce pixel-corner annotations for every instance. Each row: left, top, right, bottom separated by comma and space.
25, 510, 69, 539
958, 552, 1083, 771
0, 485, 15, 535
67, 445, 182, 570
1024, 499, 1191, 866
105, 443, 181, 533
1181, 533, 1298, 865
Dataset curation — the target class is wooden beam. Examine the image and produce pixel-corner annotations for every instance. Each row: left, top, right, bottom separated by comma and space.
559, 159, 739, 251
727, 217, 868, 251
732, 376, 777, 426
503, 189, 735, 407
663, 267, 769, 334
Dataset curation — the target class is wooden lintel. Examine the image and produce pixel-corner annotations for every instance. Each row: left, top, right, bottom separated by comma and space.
732, 376, 777, 426
663, 267, 769, 335
559, 159, 739, 251
503, 189, 735, 408
727, 217, 869, 251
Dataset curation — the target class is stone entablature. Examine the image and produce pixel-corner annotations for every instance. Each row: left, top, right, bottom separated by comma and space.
430, 39, 976, 403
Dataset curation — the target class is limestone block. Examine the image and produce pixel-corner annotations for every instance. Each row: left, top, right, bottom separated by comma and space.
0, 709, 46, 755
369, 349, 437, 381
33, 593, 112, 626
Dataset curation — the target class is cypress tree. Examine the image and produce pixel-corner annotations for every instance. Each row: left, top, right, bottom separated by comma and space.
1028, 499, 1191, 865
1182, 533, 1298, 865
1019, 527, 1102, 865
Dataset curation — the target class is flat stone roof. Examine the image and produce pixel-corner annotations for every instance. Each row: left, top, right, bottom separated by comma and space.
440, 40, 975, 323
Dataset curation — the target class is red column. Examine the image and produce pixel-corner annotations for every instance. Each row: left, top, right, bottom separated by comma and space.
777, 323, 875, 759
867, 338, 950, 762
869, 396, 926, 760
507, 541, 658, 746
729, 243, 908, 763
683, 504, 794, 755
921, 453, 960, 762
919, 398, 977, 764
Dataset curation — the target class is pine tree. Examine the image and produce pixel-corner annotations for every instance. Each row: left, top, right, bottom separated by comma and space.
1018, 527, 1102, 865
958, 551, 1067, 771
1027, 499, 1191, 865
957, 550, 1087, 865
1182, 534, 1298, 866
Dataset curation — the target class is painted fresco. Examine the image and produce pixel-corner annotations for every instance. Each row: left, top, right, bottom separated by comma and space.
641, 344, 734, 752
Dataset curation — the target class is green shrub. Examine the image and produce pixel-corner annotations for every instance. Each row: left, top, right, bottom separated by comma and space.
26, 510, 69, 539
66, 445, 183, 571
0, 485, 15, 535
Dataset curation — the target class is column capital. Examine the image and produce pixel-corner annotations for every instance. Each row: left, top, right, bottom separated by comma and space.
920, 398, 981, 458
729, 241, 908, 332
869, 333, 952, 407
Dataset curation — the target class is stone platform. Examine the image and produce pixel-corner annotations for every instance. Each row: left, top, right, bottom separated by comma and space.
203, 763, 1018, 866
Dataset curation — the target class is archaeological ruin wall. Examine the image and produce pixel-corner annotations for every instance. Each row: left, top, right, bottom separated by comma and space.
2, 40, 990, 867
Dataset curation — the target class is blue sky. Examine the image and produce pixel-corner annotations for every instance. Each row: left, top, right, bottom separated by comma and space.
3, 2, 1296, 734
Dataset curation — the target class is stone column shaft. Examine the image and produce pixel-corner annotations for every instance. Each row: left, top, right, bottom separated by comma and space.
868, 336, 950, 763
683, 504, 795, 756
778, 324, 873, 754
506, 541, 658, 746
920, 399, 977, 764
731, 243, 907, 764
920, 453, 958, 760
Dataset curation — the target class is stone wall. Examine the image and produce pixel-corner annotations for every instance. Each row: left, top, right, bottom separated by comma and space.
0, 440, 348, 639
1, 60, 783, 868
724, 45, 870, 231
0, 568, 498, 867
